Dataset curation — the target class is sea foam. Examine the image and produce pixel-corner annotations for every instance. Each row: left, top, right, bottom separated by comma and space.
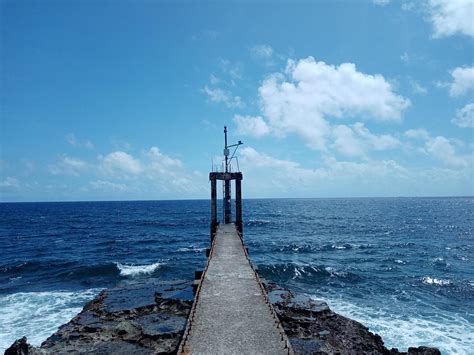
115, 262, 162, 277
317, 296, 474, 355
422, 276, 451, 286
0, 289, 100, 353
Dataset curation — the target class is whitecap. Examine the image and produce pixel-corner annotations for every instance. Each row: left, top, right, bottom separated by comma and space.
422, 276, 451, 286
115, 262, 162, 277
314, 296, 474, 355
0, 289, 100, 353
177, 246, 206, 253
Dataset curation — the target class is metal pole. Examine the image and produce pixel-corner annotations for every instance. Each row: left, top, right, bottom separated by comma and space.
224, 126, 228, 173
210, 177, 217, 239
235, 178, 242, 233
223, 126, 231, 223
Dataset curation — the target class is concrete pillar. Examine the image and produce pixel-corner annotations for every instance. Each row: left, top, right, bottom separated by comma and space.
211, 178, 217, 239
235, 178, 242, 233
224, 179, 231, 224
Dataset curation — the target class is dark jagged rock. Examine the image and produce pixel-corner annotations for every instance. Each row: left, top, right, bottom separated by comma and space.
5, 281, 440, 355
264, 282, 441, 355
5, 281, 193, 355
4, 336, 43, 355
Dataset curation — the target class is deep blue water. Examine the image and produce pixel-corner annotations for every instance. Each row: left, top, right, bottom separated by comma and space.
1, 198, 473, 353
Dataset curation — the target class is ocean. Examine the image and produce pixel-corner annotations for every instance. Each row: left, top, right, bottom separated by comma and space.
0, 198, 473, 354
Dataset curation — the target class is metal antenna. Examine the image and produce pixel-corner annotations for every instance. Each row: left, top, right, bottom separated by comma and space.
223, 126, 243, 173
224, 126, 229, 173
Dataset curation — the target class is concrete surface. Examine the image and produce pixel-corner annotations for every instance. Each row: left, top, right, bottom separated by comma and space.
182, 223, 289, 354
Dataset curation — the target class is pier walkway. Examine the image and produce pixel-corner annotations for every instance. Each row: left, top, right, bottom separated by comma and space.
179, 223, 291, 354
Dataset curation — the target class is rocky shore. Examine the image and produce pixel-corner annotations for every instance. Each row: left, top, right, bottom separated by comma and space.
5, 280, 440, 355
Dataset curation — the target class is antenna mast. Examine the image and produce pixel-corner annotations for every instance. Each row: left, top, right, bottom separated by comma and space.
224, 126, 229, 173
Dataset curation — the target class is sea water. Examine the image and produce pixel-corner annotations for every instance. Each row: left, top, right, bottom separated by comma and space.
0, 198, 472, 353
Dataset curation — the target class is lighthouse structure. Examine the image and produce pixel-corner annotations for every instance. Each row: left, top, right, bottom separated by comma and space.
209, 126, 243, 240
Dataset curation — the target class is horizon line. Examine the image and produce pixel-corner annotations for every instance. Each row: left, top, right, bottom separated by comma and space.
1, 195, 473, 204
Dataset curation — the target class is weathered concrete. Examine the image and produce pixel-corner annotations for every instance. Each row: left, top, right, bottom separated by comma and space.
180, 224, 291, 354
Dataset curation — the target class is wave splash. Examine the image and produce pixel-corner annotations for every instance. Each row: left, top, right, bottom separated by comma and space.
322, 296, 474, 355
0, 289, 100, 353
422, 276, 451, 286
114, 262, 162, 277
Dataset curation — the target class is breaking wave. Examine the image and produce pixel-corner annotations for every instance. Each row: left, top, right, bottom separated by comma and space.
321, 296, 474, 355
114, 262, 162, 277
0, 289, 100, 352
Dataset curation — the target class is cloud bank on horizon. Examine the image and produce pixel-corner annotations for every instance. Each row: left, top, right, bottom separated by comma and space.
1, 0, 473, 201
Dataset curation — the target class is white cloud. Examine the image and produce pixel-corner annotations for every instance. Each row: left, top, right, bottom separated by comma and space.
239, 146, 412, 196
258, 57, 410, 150
49, 156, 87, 176
0, 177, 20, 188
100, 151, 142, 176
332, 122, 400, 157
404, 128, 430, 140
251, 44, 274, 60
372, 0, 391, 5
452, 103, 474, 128
427, 0, 474, 38
448, 66, 474, 97
425, 136, 468, 167
89, 180, 127, 191
146, 146, 183, 173
66, 133, 94, 149
202, 85, 245, 109
409, 79, 428, 95
233, 115, 270, 138
332, 125, 367, 157
405, 129, 469, 167
238, 146, 472, 197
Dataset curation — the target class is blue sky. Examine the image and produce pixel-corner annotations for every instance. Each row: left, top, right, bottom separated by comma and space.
1, 0, 473, 201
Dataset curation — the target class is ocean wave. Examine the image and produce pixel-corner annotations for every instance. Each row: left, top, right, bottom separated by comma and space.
0, 288, 100, 353
321, 296, 474, 355
177, 246, 206, 253
245, 219, 272, 226
267, 242, 374, 254
422, 276, 452, 286
258, 263, 363, 283
114, 262, 162, 277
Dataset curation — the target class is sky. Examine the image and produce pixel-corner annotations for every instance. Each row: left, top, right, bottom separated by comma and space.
1, 0, 473, 202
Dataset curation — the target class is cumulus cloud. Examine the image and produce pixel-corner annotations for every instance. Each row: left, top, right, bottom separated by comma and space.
404, 128, 430, 140
372, 0, 391, 5
202, 85, 245, 108
452, 103, 474, 128
100, 151, 142, 176
332, 123, 400, 157
233, 115, 270, 138
448, 66, 474, 97
238, 145, 473, 197
425, 136, 468, 167
258, 56, 410, 150
427, 0, 474, 38
405, 129, 469, 167
239, 146, 411, 196
49, 156, 87, 176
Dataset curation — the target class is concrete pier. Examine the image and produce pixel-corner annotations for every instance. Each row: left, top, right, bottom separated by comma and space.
179, 223, 292, 354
